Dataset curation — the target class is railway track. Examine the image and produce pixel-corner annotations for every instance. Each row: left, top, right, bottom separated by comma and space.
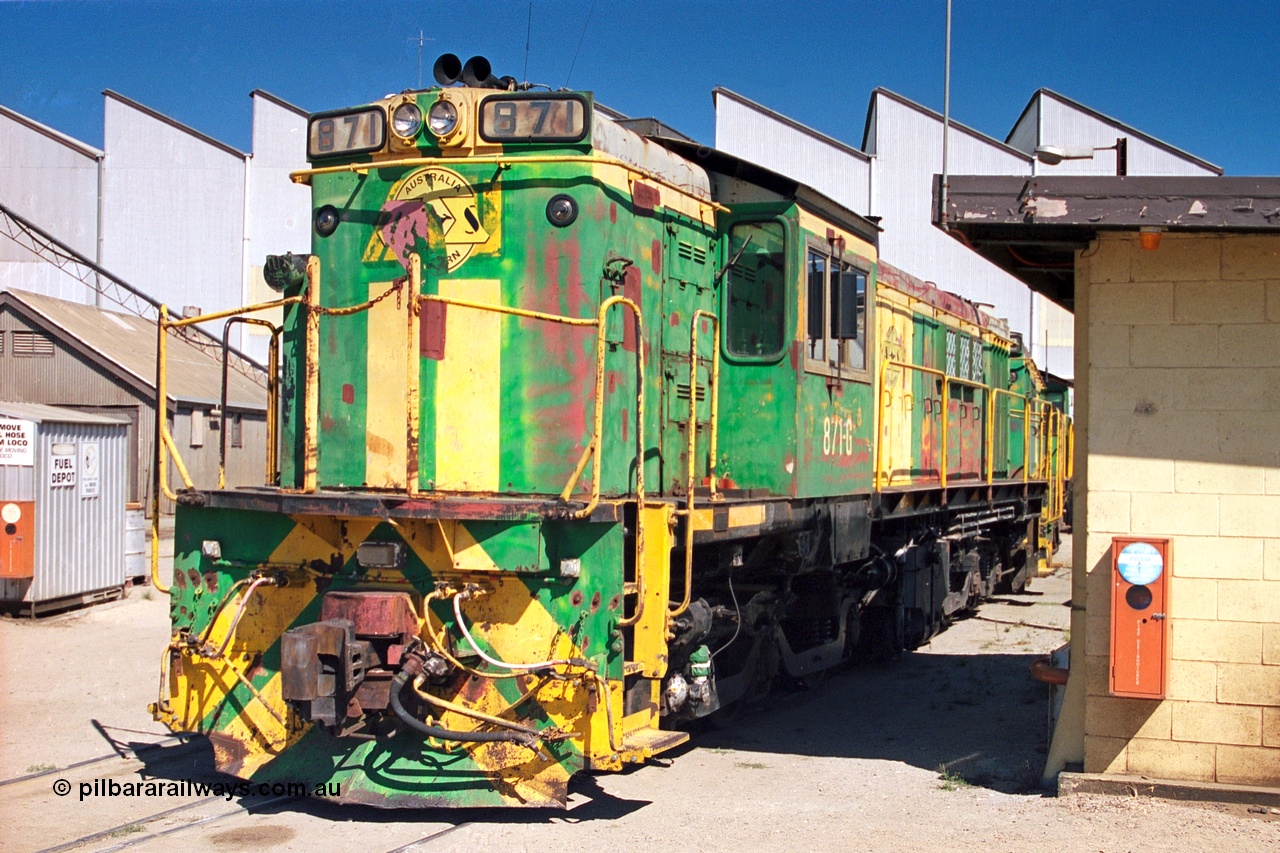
3, 735, 294, 853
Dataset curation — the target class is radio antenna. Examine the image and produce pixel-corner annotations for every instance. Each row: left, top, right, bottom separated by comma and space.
409, 29, 435, 88
523, 3, 532, 82
563, 0, 595, 88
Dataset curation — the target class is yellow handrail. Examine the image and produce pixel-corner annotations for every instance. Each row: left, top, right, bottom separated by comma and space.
302, 257, 321, 493
987, 387, 1031, 484
671, 309, 721, 618
151, 293, 304, 592
406, 256, 421, 497
875, 359, 989, 491
422, 294, 597, 326
557, 296, 646, 521
218, 317, 281, 489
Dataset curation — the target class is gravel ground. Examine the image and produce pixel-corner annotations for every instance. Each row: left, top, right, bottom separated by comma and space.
2, 534, 1278, 852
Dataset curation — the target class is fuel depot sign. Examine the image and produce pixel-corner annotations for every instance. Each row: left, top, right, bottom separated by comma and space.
49, 443, 76, 488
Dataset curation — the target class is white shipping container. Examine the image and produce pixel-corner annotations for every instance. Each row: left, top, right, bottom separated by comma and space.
0, 402, 129, 614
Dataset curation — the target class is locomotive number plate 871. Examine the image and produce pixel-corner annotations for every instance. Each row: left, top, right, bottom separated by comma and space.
480, 95, 588, 142
308, 108, 386, 159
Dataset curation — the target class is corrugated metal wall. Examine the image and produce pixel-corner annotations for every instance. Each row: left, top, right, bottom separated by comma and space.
868, 93, 1038, 338
0, 110, 101, 304
0, 417, 127, 603
168, 407, 270, 495
102, 94, 247, 348
714, 91, 872, 214
1033, 94, 1219, 177
0, 311, 142, 406
241, 93, 312, 365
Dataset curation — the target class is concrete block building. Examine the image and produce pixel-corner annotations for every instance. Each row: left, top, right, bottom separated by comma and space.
941, 176, 1280, 788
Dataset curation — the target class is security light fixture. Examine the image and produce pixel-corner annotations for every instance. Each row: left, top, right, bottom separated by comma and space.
1034, 137, 1128, 175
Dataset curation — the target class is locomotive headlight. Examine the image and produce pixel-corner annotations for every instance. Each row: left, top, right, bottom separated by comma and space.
392, 102, 423, 139
546, 194, 578, 227
427, 99, 458, 137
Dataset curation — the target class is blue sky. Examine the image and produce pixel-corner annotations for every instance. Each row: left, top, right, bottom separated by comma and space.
2, 1, 1276, 174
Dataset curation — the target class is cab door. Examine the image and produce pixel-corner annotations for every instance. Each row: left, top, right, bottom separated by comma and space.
659, 216, 716, 494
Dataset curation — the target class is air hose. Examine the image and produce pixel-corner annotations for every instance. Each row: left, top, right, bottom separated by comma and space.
388, 670, 536, 746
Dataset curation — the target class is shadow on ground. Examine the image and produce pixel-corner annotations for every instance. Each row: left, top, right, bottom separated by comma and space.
691, 645, 1051, 795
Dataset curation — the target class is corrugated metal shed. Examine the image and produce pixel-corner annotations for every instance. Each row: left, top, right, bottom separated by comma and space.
0, 401, 128, 613
0, 287, 266, 410
864, 90, 1078, 381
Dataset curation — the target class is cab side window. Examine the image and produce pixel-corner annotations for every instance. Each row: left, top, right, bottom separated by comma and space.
805, 245, 867, 372
725, 221, 787, 358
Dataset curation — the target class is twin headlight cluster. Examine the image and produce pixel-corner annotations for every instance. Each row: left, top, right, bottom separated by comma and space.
392, 99, 459, 142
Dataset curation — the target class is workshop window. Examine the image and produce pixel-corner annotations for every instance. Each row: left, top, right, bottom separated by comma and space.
190, 410, 205, 448
725, 220, 787, 359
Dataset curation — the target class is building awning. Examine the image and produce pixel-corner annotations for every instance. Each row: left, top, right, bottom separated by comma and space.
933, 175, 1280, 312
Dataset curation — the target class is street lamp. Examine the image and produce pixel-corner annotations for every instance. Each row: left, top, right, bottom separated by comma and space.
1034, 137, 1128, 175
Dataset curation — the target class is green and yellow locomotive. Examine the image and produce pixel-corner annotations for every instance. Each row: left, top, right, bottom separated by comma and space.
150, 55, 1070, 808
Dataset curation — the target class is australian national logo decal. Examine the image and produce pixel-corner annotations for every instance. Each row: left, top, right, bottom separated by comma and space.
363, 166, 497, 272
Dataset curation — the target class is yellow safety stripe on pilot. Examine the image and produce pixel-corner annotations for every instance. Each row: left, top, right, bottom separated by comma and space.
434, 279, 501, 492
179, 516, 381, 778
394, 516, 612, 767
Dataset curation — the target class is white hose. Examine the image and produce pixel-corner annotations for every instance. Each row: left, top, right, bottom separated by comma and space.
451, 592, 576, 671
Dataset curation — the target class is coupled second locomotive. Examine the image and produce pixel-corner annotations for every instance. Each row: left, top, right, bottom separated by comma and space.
149, 55, 1070, 808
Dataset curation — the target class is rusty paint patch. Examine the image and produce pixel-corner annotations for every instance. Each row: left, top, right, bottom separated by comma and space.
341, 384, 355, 405
609, 201, 617, 223
669, 311, 680, 327
570, 590, 584, 607
320, 591, 417, 640
650, 238, 662, 275
421, 298, 447, 360
632, 182, 660, 214
590, 591, 601, 613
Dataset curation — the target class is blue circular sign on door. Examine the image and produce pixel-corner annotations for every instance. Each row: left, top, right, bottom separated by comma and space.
1117, 541, 1163, 585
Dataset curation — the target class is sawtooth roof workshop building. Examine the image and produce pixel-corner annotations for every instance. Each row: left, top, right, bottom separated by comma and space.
714, 87, 1223, 384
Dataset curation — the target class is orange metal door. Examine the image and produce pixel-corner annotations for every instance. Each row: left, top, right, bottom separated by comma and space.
1109, 537, 1171, 699
0, 501, 35, 579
